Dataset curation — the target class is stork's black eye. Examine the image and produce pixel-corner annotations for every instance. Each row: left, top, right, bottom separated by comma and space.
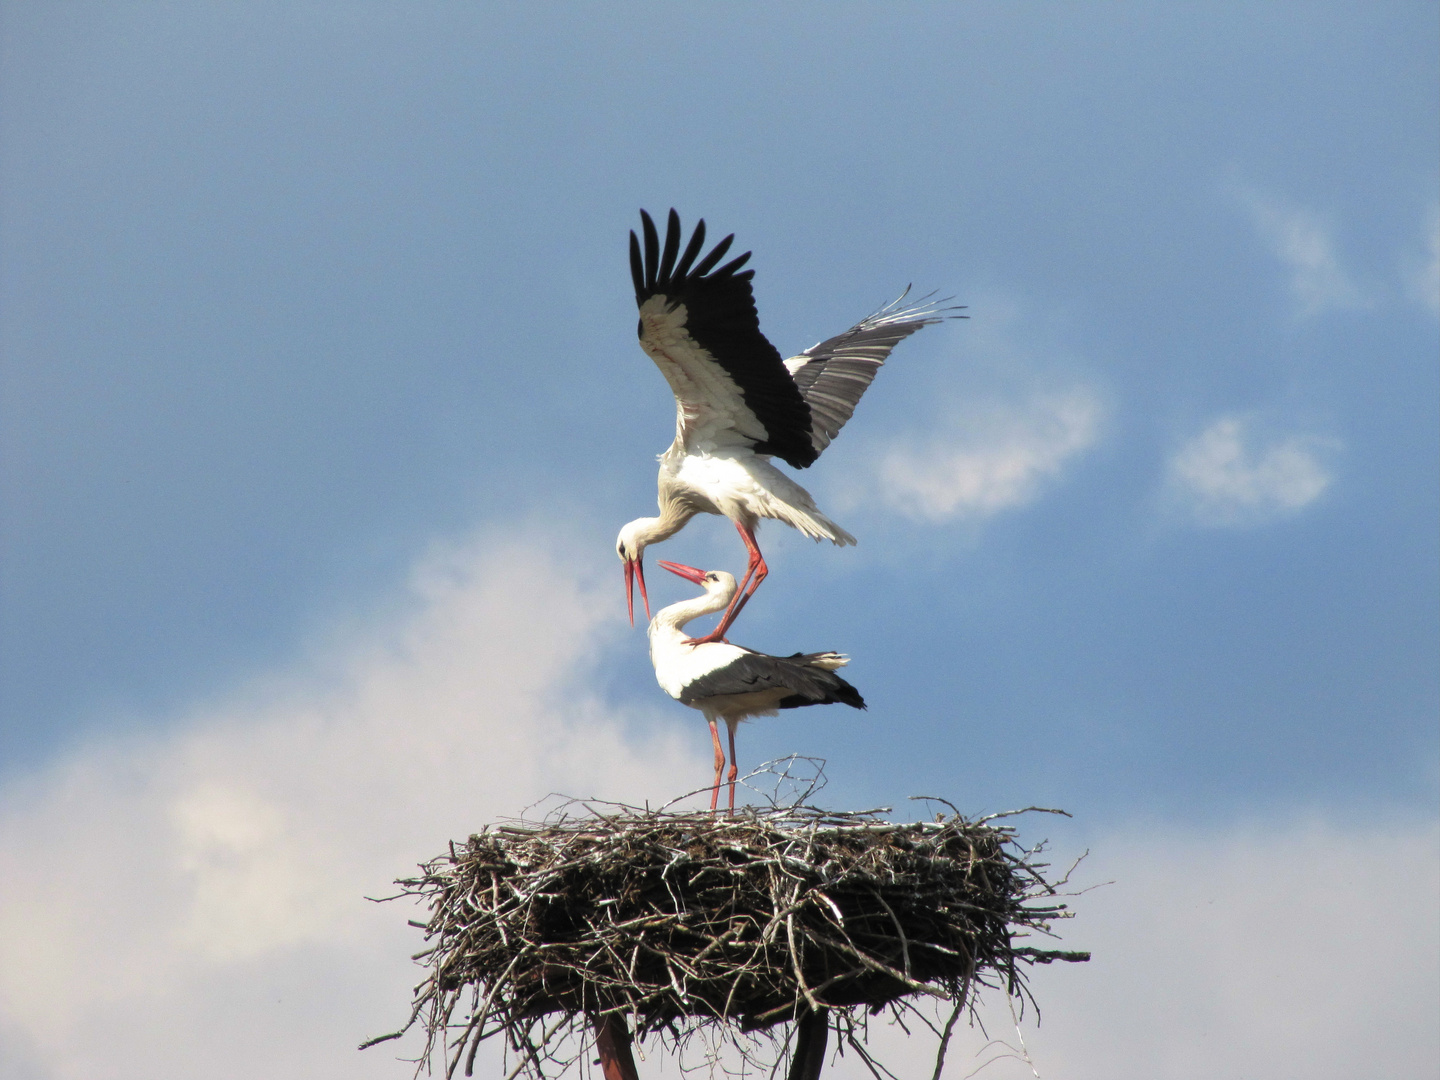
636, 317, 644, 339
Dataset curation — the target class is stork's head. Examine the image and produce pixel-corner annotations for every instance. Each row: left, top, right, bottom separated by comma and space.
659, 561, 737, 602
616, 520, 651, 626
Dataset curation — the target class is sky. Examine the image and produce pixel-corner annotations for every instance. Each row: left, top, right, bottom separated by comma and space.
0, 3, 1436, 1078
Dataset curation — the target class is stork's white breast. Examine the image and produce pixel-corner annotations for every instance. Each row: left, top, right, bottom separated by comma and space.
650, 637, 748, 701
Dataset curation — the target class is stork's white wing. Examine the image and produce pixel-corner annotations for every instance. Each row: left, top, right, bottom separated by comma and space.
638, 295, 771, 452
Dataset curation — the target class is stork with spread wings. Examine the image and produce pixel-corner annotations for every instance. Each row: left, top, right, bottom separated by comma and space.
616, 209, 961, 641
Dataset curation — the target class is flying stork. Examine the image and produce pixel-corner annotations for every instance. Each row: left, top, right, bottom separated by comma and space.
618, 209, 961, 641
649, 560, 866, 812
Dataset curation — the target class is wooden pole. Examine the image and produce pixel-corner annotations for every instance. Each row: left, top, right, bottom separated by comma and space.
787, 1007, 828, 1080
593, 1013, 641, 1080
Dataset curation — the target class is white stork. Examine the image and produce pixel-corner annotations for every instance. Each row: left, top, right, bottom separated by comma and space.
649, 559, 866, 812
618, 209, 961, 640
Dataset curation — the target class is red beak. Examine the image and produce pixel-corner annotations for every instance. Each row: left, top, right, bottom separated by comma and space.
624, 558, 650, 625
658, 560, 708, 586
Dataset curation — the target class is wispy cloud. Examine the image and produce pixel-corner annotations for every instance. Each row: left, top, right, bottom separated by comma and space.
1236, 187, 1368, 317
0, 531, 699, 1078
876, 388, 1102, 522
1405, 205, 1440, 316
1167, 415, 1336, 527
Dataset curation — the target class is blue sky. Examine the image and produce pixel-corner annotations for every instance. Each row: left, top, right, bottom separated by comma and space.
1, 4, 1436, 1078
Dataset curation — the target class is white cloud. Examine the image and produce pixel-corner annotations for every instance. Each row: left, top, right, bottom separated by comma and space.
831, 817, 1440, 1079
0, 530, 701, 1079
875, 387, 1103, 523
1405, 205, 1440, 316
1237, 188, 1369, 317
1167, 415, 1335, 526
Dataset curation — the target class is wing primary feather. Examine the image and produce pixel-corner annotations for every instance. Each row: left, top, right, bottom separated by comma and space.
690, 233, 735, 277
714, 251, 752, 279
658, 209, 682, 284
629, 231, 644, 300
672, 218, 707, 280
641, 209, 660, 292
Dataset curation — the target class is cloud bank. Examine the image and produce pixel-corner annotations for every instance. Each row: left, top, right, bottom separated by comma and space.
0, 531, 699, 1079
1167, 415, 1335, 527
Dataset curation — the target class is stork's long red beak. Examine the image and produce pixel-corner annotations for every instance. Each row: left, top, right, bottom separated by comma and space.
658, 560, 708, 586
624, 557, 650, 625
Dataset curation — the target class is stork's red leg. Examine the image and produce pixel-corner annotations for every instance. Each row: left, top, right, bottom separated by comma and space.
715, 522, 768, 637
726, 722, 739, 814
720, 552, 768, 636
708, 718, 725, 813
728, 533, 762, 604
687, 521, 768, 644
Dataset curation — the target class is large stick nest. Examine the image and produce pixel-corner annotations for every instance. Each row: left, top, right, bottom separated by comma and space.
368, 790, 1087, 1078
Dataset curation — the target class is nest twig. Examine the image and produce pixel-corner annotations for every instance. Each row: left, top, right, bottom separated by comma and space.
364, 784, 1088, 1078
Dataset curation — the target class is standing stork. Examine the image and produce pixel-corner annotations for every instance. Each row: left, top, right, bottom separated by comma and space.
618, 209, 961, 641
649, 560, 866, 812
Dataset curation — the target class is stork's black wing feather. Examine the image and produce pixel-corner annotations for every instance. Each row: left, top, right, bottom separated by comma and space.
631, 209, 817, 468
680, 650, 866, 711
785, 289, 965, 457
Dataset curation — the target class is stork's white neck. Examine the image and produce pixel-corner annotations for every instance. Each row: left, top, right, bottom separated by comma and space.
623, 502, 695, 554
649, 581, 735, 639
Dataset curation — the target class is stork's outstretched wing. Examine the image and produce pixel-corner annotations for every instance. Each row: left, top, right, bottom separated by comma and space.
784, 289, 964, 457
631, 209, 818, 468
